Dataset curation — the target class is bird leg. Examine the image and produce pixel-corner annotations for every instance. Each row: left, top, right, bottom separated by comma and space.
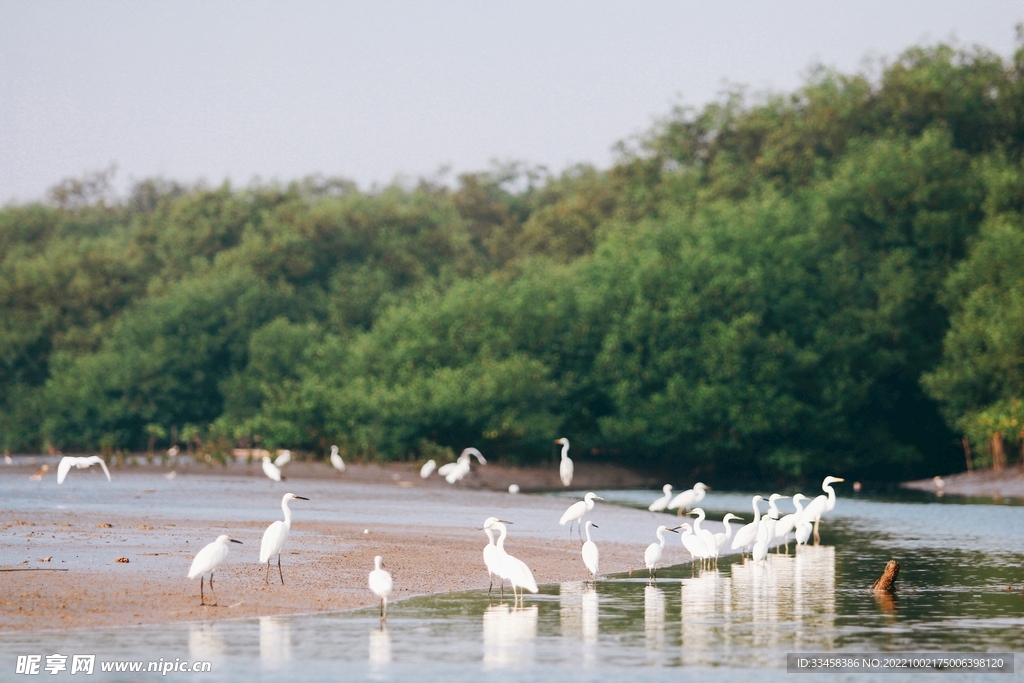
200, 576, 205, 605
488, 576, 493, 595
813, 519, 821, 545
278, 554, 284, 585
265, 560, 271, 585
209, 573, 218, 606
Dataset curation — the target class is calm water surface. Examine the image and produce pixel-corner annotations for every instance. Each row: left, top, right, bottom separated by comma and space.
3, 491, 1022, 682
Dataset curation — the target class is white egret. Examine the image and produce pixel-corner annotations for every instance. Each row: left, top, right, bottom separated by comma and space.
485, 519, 538, 599
508, 484, 520, 494
259, 493, 309, 584
648, 484, 674, 512
261, 456, 284, 482
369, 555, 393, 618
559, 492, 603, 543
556, 438, 573, 487
188, 535, 242, 605
731, 495, 764, 554
273, 450, 292, 468
759, 494, 788, 547
582, 520, 600, 582
644, 524, 679, 579
795, 518, 813, 546
667, 482, 709, 515
679, 522, 711, 566
714, 513, 742, 551
30, 464, 49, 481
419, 459, 436, 479
801, 476, 845, 544
164, 471, 177, 480
481, 518, 509, 597
4, 454, 13, 464
167, 445, 180, 458
330, 445, 346, 472
443, 448, 485, 484
688, 508, 718, 563
752, 536, 769, 564
57, 456, 111, 484
774, 493, 807, 551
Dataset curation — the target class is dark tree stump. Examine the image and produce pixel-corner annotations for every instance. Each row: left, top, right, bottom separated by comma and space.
870, 559, 899, 593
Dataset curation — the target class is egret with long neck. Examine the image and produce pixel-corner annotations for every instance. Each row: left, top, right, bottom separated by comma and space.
259, 493, 309, 584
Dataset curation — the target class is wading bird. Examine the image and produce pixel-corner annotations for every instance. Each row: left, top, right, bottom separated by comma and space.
801, 476, 845, 544
679, 522, 711, 567
188, 535, 242, 606
484, 518, 537, 600
274, 450, 292, 468
330, 445, 346, 472
419, 459, 436, 479
688, 508, 718, 564
714, 513, 742, 552
667, 482, 709, 515
30, 464, 49, 481
369, 555, 393, 618
644, 524, 679, 579
261, 456, 284, 482
556, 438, 573, 487
57, 456, 111, 485
559, 492, 603, 543
648, 484, 674, 512
259, 493, 309, 584
582, 520, 600, 582
439, 448, 486, 484
773, 493, 807, 552
481, 518, 508, 597
731, 495, 764, 554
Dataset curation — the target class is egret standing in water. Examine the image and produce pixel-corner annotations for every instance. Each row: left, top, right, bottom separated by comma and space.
801, 476, 845, 544
731, 495, 764, 555
57, 456, 110, 484
774, 493, 807, 552
330, 445, 346, 472
481, 517, 508, 597
644, 524, 679, 580
188, 535, 242, 606
369, 555, 393, 618
648, 484, 674, 512
556, 438, 573, 487
484, 518, 537, 600
559, 492, 603, 543
582, 520, 600, 582
259, 493, 309, 584
714, 513, 742, 552
261, 456, 284, 482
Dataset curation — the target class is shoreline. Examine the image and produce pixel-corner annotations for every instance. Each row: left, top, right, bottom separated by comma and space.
1, 461, 667, 633
900, 464, 1024, 500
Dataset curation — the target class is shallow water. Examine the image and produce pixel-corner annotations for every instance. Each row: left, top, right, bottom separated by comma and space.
3, 487, 1023, 681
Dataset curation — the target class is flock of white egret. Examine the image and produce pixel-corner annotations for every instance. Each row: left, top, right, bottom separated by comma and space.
20, 439, 844, 618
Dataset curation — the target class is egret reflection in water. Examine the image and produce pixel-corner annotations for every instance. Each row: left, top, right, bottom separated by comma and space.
368, 624, 391, 679
482, 603, 538, 669
187, 622, 226, 661
644, 584, 666, 656
259, 615, 292, 667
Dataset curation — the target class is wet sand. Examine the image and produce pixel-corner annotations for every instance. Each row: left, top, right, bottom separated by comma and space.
1, 459, 677, 633
901, 464, 1024, 500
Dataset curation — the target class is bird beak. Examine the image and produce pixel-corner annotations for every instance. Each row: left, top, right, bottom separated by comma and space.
668, 527, 681, 533
553, 440, 560, 444
592, 524, 599, 529
500, 520, 513, 524
834, 477, 846, 482
230, 539, 243, 544
295, 496, 310, 500
595, 496, 604, 500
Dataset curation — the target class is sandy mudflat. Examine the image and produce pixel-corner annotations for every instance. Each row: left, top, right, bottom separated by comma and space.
902, 464, 1024, 500
1, 459, 673, 632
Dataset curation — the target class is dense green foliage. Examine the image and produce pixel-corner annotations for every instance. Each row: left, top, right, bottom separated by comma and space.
2, 37, 1023, 482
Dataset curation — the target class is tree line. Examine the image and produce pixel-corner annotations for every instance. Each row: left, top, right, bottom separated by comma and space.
2, 36, 1023, 483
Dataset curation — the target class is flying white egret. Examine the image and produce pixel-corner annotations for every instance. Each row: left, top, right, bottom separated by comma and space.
485, 519, 538, 599
274, 450, 292, 468
801, 476, 845, 544
688, 508, 718, 563
559, 492, 603, 543
330, 445, 346, 472
679, 522, 712, 566
442, 448, 486, 484
30, 464, 49, 481
667, 482, 710, 515
714, 513, 742, 551
57, 456, 111, 484
774, 493, 807, 551
481, 518, 509, 597
731, 495, 764, 554
556, 438, 573, 487
648, 484, 674, 512
188, 535, 242, 605
419, 459, 436, 479
582, 520, 600, 582
644, 524, 679, 579
259, 493, 309, 584
261, 456, 284, 482
369, 555, 393, 618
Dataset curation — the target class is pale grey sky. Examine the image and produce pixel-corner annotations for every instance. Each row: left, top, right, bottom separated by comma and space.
1, 1, 1021, 203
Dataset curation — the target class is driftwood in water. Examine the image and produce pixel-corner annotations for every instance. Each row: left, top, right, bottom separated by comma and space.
870, 559, 900, 593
